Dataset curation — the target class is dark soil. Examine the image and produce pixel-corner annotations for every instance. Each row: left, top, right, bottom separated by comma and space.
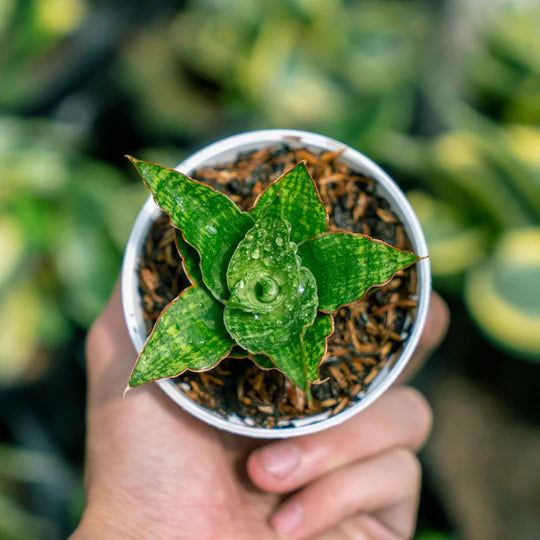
138, 144, 417, 428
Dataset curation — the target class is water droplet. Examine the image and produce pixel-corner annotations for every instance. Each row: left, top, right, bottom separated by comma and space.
252, 247, 260, 259
205, 225, 217, 236
275, 237, 283, 246
263, 256, 273, 266
298, 285, 305, 294
253, 314, 259, 320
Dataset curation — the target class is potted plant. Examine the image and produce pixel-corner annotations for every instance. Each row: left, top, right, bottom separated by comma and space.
121, 129, 431, 438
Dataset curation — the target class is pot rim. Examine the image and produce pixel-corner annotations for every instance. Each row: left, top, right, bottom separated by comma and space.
121, 129, 431, 439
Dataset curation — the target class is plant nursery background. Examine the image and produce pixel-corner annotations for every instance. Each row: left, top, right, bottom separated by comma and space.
0, 0, 539, 538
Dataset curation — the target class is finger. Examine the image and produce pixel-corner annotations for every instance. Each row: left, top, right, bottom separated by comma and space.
269, 447, 421, 539
398, 291, 449, 383
86, 281, 135, 378
247, 386, 431, 493
85, 281, 143, 406
311, 508, 418, 540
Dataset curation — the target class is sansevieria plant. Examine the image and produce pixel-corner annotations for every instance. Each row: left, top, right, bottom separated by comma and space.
125, 158, 420, 400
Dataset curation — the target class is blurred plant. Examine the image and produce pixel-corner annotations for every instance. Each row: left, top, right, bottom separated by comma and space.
0, 0, 87, 109
0, 443, 78, 540
0, 117, 147, 386
376, 1, 540, 359
116, 0, 430, 146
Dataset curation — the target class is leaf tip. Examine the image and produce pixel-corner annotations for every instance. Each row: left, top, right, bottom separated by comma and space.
123, 384, 132, 398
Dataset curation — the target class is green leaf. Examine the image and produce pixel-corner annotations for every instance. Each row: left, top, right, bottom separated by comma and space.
465, 227, 540, 359
250, 353, 275, 370
302, 314, 334, 382
250, 162, 327, 243
175, 230, 202, 284
298, 232, 420, 312
228, 347, 275, 369
224, 198, 318, 356
127, 157, 254, 301
266, 313, 334, 393
228, 346, 250, 359
128, 285, 234, 387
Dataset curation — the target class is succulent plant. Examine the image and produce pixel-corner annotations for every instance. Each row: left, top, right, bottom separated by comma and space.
126, 157, 419, 399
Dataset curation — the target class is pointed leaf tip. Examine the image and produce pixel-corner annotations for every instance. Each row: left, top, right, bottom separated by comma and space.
250, 162, 327, 244
298, 232, 420, 312
128, 285, 234, 387
128, 157, 254, 301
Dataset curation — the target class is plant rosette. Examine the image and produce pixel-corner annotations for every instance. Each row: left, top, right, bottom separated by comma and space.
122, 129, 431, 438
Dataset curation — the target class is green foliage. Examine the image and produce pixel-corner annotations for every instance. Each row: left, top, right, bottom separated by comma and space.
0, 118, 147, 387
298, 233, 419, 312
465, 227, 540, 360
128, 285, 234, 387
249, 162, 327, 243
128, 157, 254, 301
128, 159, 419, 394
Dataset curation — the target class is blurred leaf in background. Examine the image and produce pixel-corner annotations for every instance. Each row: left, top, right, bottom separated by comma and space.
379, 0, 540, 361
116, 0, 430, 147
0, 0, 87, 109
0, 117, 147, 386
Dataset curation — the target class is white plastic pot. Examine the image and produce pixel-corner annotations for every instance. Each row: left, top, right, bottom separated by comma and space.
122, 129, 431, 439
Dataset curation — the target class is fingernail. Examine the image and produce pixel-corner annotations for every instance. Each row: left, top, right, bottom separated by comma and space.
271, 502, 303, 534
258, 442, 300, 478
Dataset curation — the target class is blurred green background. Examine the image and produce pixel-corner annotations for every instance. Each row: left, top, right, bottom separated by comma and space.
1, 0, 539, 538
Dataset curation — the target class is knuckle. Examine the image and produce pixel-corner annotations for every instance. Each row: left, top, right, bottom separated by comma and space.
394, 387, 433, 447
388, 447, 422, 490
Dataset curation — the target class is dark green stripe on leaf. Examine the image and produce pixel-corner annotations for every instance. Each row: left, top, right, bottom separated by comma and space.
250, 353, 275, 370
128, 157, 254, 301
298, 232, 420, 312
266, 313, 334, 393
175, 230, 202, 284
128, 285, 234, 387
302, 313, 334, 382
250, 162, 327, 244
228, 346, 250, 359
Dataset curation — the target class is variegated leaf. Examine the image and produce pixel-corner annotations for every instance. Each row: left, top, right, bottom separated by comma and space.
175, 230, 202, 284
250, 353, 275, 370
128, 285, 234, 387
224, 197, 318, 358
298, 232, 420, 312
250, 162, 327, 244
266, 313, 334, 395
127, 157, 254, 301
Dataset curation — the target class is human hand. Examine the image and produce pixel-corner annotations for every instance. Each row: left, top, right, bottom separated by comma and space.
71, 285, 448, 540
